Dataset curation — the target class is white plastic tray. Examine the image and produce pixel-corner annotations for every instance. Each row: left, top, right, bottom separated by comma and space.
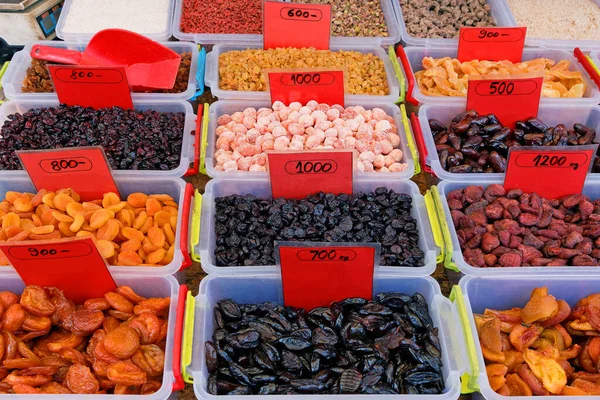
437, 178, 600, 276
392, 0, 513, 48
398, 46, 600, 106
0, 177, 191, 276
500, 0, 600, 50
188, 274, 465, 400
2, 41, 199, 102
0, 272, 180, 399
0, 100, 196, 179
197, 178, 439, 275
417, 104, 600, 181
205, 100, 414, 180
173, 0, 399, 46
458, 274, 600, 400
56, 0, 175, 43
204, 44, 400, 104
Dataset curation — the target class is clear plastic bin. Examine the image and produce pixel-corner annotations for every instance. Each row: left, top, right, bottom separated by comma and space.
0, 100, 197, 179
55, 0, 175, 43
500, 0, 600, 50
392, 0, 513, 48
416, 104, 600, 181
0, 177, 192, 276
456, 274, 600, 400
205, 100, 414, 180
204, 44, 400, 104
0, 272, 182, 399
1, 41, 200, 102
187, 273, 465, 400
437, 178, 600, 276
397, 46, 600, 106
197, 178, 439, 275
173, 0, 399, 46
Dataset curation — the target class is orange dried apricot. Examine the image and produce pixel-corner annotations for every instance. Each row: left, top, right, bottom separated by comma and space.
134, 298, 170, 315
131, 345, 164, 377
71, 309, 104, 335
510, 324, 544, 352
153, 210, 170, 227
65, 364, 100, 394
12, 384, 42, 393
486, 364, 508, 391
40, 382, 72, 394
106, 361, 147, 386
21, 285, 55, 317
3, 304, 27, 332
118, 251, 143, 266
145, 198, 161, 217
122, 227, 145, 242
89, 209, 110, 229
146, 248, 166, 265
104, 292, 134, 313
102, 192, 120, 208
104, 325, 140, 359
116, 286, 146, 304
102, 316, 121, 332
127, 193, 149, 208
524, 348, 567, 394
128, 312, 160, 344
13, 197, 33, 212
2, 212, 20, 229
96, 240, 115, 259
522, 294, 559, 324
53, 194, 75, 211
96, 219, 119, 241
505, 373, 533, 396
4, 371, 52, 387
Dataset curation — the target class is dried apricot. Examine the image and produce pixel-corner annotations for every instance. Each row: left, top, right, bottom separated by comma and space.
3, 303, 27, 332
47, 333, 83, 353
147, 225, 165, 248
134, 297, 170, 315
93, 339, 120, 364
114, 383, 140, 394
107, 361, 147, 386
96, 239, 115, 259
53, 194, 75, 211
40, 382, 72, 394
71, 309, 104, 335
128, 313, 160, 344
518, 363, 549, 395
131, 345, 164, 377
20, 285, 55, 317
479, 316, 502, 353
104, 325, 140, 359
22, 314, 51, 333
141, 380, 162, 394
127, 193, 149, 208
0, 291, 19, 309
145, 198, 161, 217
116, 286, 146, 304
12, 384, 41, 394
104, 292, 134, 313
65, 364, 100, 394
505, 373, 533, 396
2, 212, 20, 229
4, 371, 52, 387
13, 197, 33, 212
65, 202, 85, 218
486, 364, 508, 391
524, 348, 567, 394
102, 316, 121, 332
102, 192, 120, 208
96, 219, 119, 241
510, 324, 544, 352
146, 248, 166, 265
122, 227, 145, 242
58, 348, 86, 365
89, 209, 110, 229
4, 358, 40, 369
133, 211, 148, 230
118, 250, 143, 266
522, 294, 559, 324
153, 210, 170, 227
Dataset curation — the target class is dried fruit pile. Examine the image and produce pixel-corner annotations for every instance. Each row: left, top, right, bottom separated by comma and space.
0, 285, 169, 394
22, 53, 193, 94
448, 184, 600, 268
218, 48, 389, 95
214, 187, 424, 267
180, 0, 262, 34
0, 189, 178, 267
0, 105, 185, 171
215, 101, 406, 173
430, 110, 598, 173
478, 286, 600, 396
291, 0, 388, 37
416, 57, 586, 98
205, 293, 443, 395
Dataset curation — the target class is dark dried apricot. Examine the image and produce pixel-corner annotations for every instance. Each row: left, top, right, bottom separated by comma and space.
46, 333, 83, 353
4, 371, 52, 387
134, 298, 170, 315
39, 381, 72, 394
58, 348, 86, 365
141, 380, 162, 394
65, 364, 99, 394
104, 292, 134, 313
114, 383, 141, 394
128, 312, 161, 344
83, 298, 110, 311
12, 384, 41, 394
102, 316, 121, 332
116, 286, 146, 304
2, 304, 26, 332
131, 345, 164, 377
71, 309, 104, 335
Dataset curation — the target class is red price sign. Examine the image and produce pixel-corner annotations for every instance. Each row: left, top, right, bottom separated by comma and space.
467, 74, 544, 129
458, 27, 527, 63
18, 146, 119, 202
48, 65, 133, 110
263, 1, 331, 50
0, 237, 116, 304
504, 145, 598, 199
268, 70, 345, 106
278, 243, 376, 311
267, 150, 353, 199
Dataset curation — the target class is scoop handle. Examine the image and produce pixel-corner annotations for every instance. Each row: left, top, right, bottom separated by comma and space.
30, 44, 83, 65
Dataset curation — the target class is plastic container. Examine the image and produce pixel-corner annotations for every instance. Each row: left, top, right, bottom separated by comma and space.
392, 0, 513, 48
187, 273, 465, 400
55, 0, 174, 43
204, 44, 400, 104
456, 274, 600, 400
415, 104, 600, 181
197, 178, 439, 275
1, 41, 200, 102
0, 272, 182, 399
436, 178, 600, 276
173, 0, 399, 46
0, 100, 198, 179
501, 0, 600, 50
397, 46, 600, 106
205, 100, 414, 180
0, 177, 193, 276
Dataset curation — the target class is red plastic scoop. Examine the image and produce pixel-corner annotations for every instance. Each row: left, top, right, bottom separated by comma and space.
30, 29, 180, 90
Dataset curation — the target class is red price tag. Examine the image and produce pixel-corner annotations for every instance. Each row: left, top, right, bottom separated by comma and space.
267, 150, 353, 199
268, 70, 345, 106
504, 145, 598, 199
458, 27, 527, 63
467, 74, 543, 129
278, 243, 376, 311
18, 146, 119, 202
263, 1, 331, 50
0, 237, 116, 304
48, 65, 133, 110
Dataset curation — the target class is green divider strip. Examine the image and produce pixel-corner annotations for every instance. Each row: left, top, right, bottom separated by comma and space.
449, 286, 480, 394
389, 46, 405, 104
400, 104, 420, 175
431, 186, 459, 272
182, 292, 196, 384
199, 103, 209, 175
424, 190, 445, 264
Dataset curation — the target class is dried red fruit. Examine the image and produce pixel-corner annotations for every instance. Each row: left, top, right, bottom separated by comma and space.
71, 309, 104, 335
65, 364, 100, 394
510, 324, 544, 352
